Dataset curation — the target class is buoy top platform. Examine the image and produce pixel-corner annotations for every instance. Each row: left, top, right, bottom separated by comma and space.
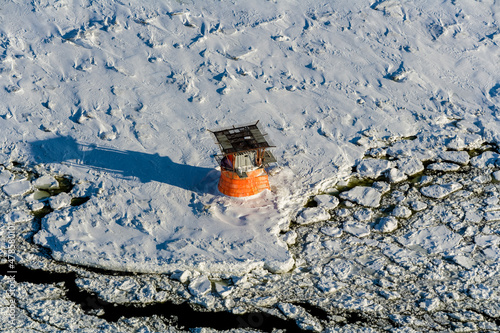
209, 121, 277, 197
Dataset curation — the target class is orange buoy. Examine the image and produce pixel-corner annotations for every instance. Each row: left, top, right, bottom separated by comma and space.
218, 168, 270, 197
209, 121, 277, 198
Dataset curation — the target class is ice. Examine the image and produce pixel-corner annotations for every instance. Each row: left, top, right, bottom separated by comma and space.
316, 277, 346, 293
356, 158, 393, 178
282, 230, 298, 244
484, 211, 500, 222
438, 151, 470, 165
295, 207, 330, 225
343, 221, 371, 237
398, 226, 462, 254
396, 157, 425, 176
339, 186, 382, 208
49, 192, 72, 210
320, 226, 343, 238
385, 168, 408, 183
419, 298, 441, 312
474, 235, 500, 248
3, 210, 32, 223
188, 275, 212, 297
374, 216, 398, 233
426, 162, 461, 172
0, 170, 13, 186
1, 0, 500, 330
420, 183, 463, 199
171, 270, 192, 283
470, 151, 500, 168
2, 180, 31, 197
353, 208, 373, 222
313, 194, 339, 210
33, 175, 59, 190
391, 206, 412, 218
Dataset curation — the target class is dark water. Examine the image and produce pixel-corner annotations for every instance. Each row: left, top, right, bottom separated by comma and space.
0, 264, 303, 332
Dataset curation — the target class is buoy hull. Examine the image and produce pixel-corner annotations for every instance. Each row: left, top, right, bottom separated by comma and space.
218, 168, 270, 197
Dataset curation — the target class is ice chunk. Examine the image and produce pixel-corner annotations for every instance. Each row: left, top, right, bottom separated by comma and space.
464, 210, 482, 223
313, 194, 339, 210
171, 270, 192, 283
320, 226, 343, 238
295, 207, 330, 225
484, 211, 500, 222
372, 181, 391, 193
33, 175, 59, 190
474, 235, 500, 248
396, 157, 424, 176
426, 162, 461, 172
493, 170, 500, 181
409, 201, 427, 211
353, 208, 373, 222
419, 298, 441, 312
282, 230, 297, 245
385, 168, 407, 183
340, 186, 382, 208
438, 150, 470, 165
470, 151, 500, 168
264, 256, 295, 273
316, 277, 346, 293
447, 133, 483, 150
467, 284, 492, 300
3, 211, 32, 223
49, 193, 71, 210
214, 282, 233, 298
374, 216, 398, 233
29, 201, 46, 212
277, 303, 302, 318
0, 170, 13, 186
447, 255, 474, 269
2, 180, 31, 197
420, 182, 463, 199
483, 246, 500, 260
391, 206, 412, 218
343, 221, 371, 237
188, 275, 212, 297
356, 158, 393, 178
399, 225, 462, 253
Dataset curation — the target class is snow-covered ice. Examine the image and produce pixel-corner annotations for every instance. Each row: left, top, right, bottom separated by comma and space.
339, 187, 382, 208
1, 0, 500, 331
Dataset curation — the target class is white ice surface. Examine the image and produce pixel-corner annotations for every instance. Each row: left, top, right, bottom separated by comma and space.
0, 0, 499, 279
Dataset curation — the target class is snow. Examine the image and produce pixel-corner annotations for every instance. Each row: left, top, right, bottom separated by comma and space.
356, 159, 393, 179
374, 216, 398, 233
438, 151, 470, 165
295, 207, 330, 225
470, 151, 500, 168
398, 226, 463, 254
2, 180, 31, 197
339, 186, 382, 208
188, 275, 212, 297
313, 194, 339, 210
420, 182, 463, 199
33, 175, 59, 190
396, 157, 425, 176
1, 0, 500, 330
426, 162, 461, 172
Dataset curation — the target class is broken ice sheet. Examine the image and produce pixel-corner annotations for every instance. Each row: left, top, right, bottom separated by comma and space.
398, 225, 462, 254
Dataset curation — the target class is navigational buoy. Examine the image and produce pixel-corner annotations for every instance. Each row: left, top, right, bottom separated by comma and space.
209, 121, 277, 197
